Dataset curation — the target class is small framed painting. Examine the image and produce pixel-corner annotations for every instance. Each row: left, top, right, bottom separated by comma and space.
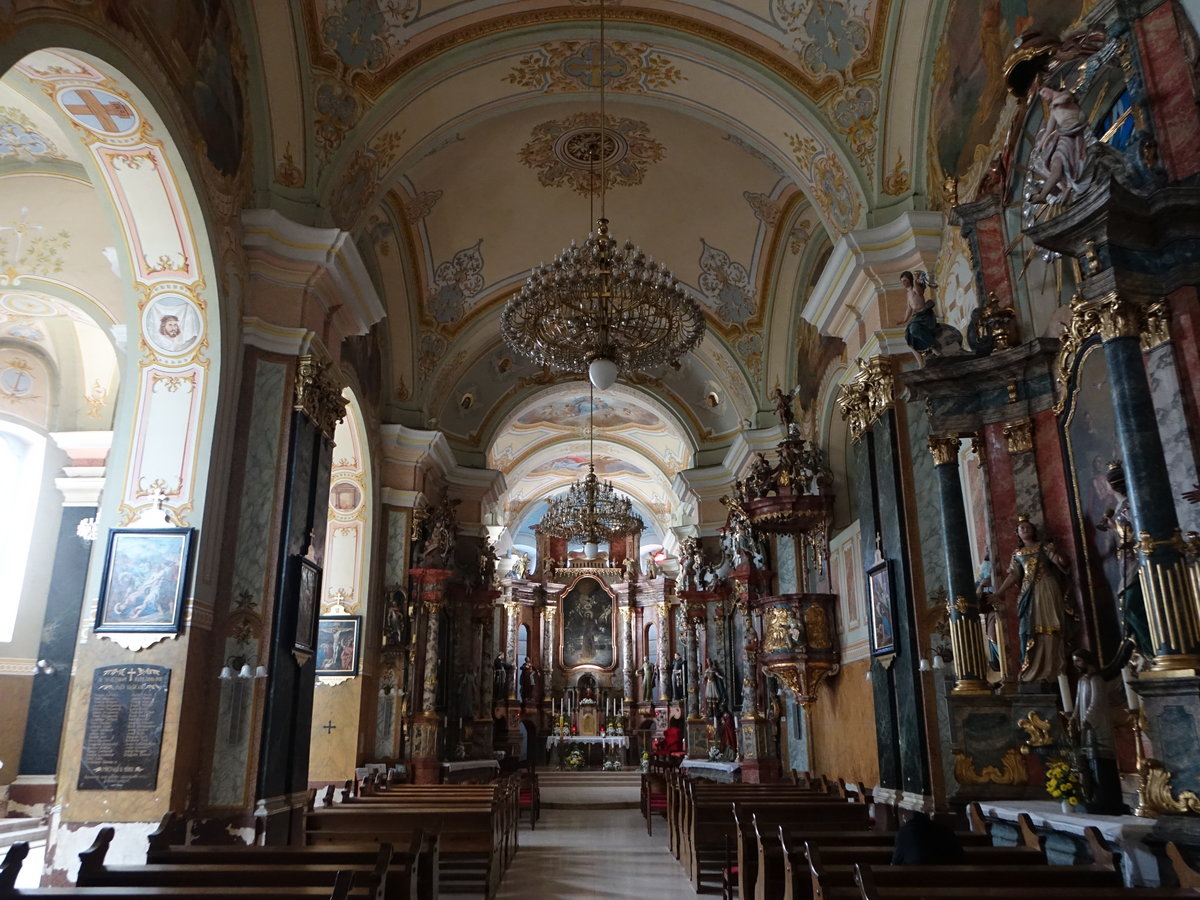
316, 615, 362, 676
95, 528, 193, 633
294, 556, 321, 656
867, 559, 895, 657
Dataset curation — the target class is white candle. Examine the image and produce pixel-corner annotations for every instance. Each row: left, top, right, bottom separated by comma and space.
1058, 673, 1074, 715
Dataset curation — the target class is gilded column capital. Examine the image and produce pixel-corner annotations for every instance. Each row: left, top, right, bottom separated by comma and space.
1096, 292, 1144, 341
1142, 299, 1171, 350
619, 605, 632, 623
504, 599, 520, 616
1002, 420, 1033, 454
928, 434, 961, 467
1056, 293, 1165, 413
293, 354, 347, 440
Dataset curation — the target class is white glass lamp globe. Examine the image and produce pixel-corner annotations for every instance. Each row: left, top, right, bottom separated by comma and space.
588, 357, 619, 390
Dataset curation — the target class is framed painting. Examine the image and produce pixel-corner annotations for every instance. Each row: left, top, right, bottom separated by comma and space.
559, 575, 616, 669
294, 556, 321, 656
94, 528, 193, 633
867, 559, 895, 656
316, 615, 361, 676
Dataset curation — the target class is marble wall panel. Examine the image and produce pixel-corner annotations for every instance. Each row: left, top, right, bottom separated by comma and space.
1147, 344, 1200, 533
383, 509, 409, 589
209, 359, 285, 808
1009, 449, 1044, 527
1136, 3, 1200, 178
775, 534, 798, 595
906, 402, 946, 604
230, 361, 286, 614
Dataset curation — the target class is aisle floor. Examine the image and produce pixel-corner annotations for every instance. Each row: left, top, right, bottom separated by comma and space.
490, 806, 700, 899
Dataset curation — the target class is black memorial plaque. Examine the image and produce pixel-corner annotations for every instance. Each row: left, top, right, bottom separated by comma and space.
77, 664, 170, 791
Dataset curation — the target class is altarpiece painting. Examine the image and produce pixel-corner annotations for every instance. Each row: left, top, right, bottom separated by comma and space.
560, 576, 615, 669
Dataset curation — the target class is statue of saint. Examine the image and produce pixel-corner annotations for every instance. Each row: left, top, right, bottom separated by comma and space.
640, 657, 657, 702
897, 270, 938, 363
519, 656, 536, 702
992, 517, 1069, 684
511, 551, 530, 579
669, 652, 686, 701
772, 386, 795, 429
624, 555, 638, 583
493, 652, 511, 699
1029, 81, 1090, 205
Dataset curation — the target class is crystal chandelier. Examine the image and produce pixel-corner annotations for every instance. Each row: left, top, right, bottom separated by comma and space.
502, 0, 704, 391
538, 383, 644, 556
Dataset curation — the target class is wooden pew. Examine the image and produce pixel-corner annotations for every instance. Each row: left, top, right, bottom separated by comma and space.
754, 823, 990, 900
673, 779, 831, 872
686, 793, 867, 892
0, 841, 354, 900
853, 862, 1200, 900
75, 828, 386, 900
802, 840, 1052, 900
144, 814, 427, 900
306, 789, 510, 900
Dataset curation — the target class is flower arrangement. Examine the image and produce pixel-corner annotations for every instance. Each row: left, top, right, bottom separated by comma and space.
1045, 758, 1082, 807
602, 758, 622, 771
639, 751, 650, 773
565, 748, 585, 770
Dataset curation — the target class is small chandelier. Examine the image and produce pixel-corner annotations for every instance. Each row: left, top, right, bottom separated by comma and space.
538, 383, 644, 556
502, 0, 704, 391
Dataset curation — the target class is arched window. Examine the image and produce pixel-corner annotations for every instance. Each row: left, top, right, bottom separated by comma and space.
0, 423, 45, 642
517, 623, 530, 699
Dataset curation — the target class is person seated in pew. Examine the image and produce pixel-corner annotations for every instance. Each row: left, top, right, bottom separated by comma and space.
890, 811, 965, 865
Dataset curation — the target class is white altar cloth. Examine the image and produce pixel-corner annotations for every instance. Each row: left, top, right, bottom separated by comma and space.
978, 800, 1158, 885
441, 759, 500, 773
545, 735, 629, 749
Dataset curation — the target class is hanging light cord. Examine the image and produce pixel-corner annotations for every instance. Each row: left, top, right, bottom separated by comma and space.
599, 0, 607, 221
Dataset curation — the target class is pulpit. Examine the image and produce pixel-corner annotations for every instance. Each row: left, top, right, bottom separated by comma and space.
578, 699, 598, 736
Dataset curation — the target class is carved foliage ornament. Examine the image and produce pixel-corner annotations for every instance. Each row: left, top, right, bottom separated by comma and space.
294, 355, 347, 440
836, 356, 894, 443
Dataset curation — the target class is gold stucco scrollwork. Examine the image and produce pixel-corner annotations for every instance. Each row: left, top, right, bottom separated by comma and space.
294, 354, 347, 440
952, 748, 1026, 785
1018, 710, 1054, 747
928, 435, 959, 466
1140, 757, 1200, 815
837, 356, 895, 444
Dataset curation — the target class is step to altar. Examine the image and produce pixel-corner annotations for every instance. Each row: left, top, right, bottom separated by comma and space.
538, 769, 641, 809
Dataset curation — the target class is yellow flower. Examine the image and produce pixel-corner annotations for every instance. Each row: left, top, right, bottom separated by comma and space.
1068, 797, 1078, 806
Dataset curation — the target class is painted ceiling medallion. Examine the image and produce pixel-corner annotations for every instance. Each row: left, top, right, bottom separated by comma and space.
520, 113, 663, 195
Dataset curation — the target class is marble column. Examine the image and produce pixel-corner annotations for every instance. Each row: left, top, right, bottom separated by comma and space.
656, 601, 670, 703
620, 606, 634, 706
1100, 298, 1200, 669
544, 605, 558, 696
929, 434, 990, 693
686, 615, 701, 720
505, 599, 520, 699
408, 567, 451, 784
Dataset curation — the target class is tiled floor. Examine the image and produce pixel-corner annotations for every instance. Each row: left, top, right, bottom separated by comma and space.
491, 807, 701, 899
